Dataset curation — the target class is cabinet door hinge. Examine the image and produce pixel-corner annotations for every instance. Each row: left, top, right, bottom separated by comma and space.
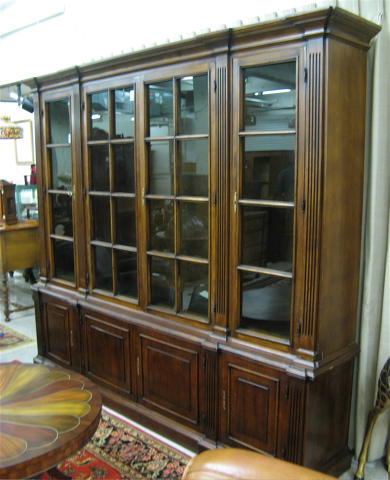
86, 272, 89, 288
212, 303, 216, 315
234, 192, 238, 213
304, 67, 308, 83
214, 80, 217, 92
79, 313, 83, 325
297, 322, 302, 337
214, 193, 217, 207
46, 261, 50, 274
81, 101, 85, 111
301, 198, 306, 214
285, 383, 289, 399
222, 390, 227, 410
39, 299, 44, 311
137, 357, 141, 376
203, 356, 206, 370
83, 188, 87, 200
282, 447, 287, 460
202, 413, 206, 426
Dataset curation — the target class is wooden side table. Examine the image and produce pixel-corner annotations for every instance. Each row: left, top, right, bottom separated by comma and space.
0, 219, 39, 321
0, 363, 102, 479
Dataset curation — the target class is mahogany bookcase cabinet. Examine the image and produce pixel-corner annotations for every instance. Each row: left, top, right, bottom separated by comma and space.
27, 7, 380, 475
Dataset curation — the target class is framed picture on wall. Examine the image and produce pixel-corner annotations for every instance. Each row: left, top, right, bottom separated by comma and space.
14, 120, 34, 165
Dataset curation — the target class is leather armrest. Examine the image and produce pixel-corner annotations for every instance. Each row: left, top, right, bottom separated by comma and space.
182, 449, 337, 480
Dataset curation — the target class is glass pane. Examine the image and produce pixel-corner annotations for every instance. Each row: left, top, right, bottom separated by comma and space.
149, 141, 173, 195
91, 196, 111, 242
94, 245, 112, 291
50, 147, 72, 190
90, 145, 109, 191
53, 239, 74, 282
116, 250, 138, 298
244, 62, 296, 132
179, 74, 208, 134
179, 139, 208, 197
150, 199, 174, 252
148, 80, 173, 135
241, 277, 291, 339
90, 91, 109, 137
180, 202, 208, 258
114, 88, 134, 138
115, 197, 136, 247
113, 144, 135, 192
242, 205, 294, 269
150, 257, 174, 309
48, 99, 70, 144
243, 138, 295, 201
51, 193, 73, 236
180, 261, 208, 317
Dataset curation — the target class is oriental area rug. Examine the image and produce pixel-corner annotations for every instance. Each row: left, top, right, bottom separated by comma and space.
0, 323, 36, 352
40, 410, 191, 479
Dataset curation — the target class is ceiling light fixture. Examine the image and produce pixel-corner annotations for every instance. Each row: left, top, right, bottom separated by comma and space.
262, 88, 291, 95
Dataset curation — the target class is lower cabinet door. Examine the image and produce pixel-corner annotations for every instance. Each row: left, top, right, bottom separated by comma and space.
137, 329, 201, 429
42, 295, 79, 369
220, 353, 286, 456
82, 309, 134, 397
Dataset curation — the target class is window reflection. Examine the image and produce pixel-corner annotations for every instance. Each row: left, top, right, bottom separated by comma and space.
94, 246, 112, 291
116, 250, 138, 298
90, 144, 109, 191
53, 239, 74, 282
180, 261, 208, 317
48, 99, 70, 144
113, 144, 135, 193
148, 80, 173, 135
149, 141, 173, 195
50, 148, 72, 190
179, 202, 208, 258
179, 139, 208, 197
150, 199, 174, 253
179, 75, 208, 134
115, 197, 136, 247
114, 88, 134, 138
92, 197, 111, 242
51, 193, 73, 237
150, 257, 175, 309
91, 91, 109, 136
243, 139, 295, 201
244, 62, 296, 132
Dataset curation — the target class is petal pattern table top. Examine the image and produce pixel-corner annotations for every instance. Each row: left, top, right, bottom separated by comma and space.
0, 363, 102, 479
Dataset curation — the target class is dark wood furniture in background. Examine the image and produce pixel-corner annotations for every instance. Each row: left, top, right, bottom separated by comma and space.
26, 8, 380, 475
0, 219, 38, 321
0, 363, 102, 479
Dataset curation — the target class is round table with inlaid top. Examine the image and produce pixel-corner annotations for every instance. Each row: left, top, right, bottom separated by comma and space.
0, 363, 102, 479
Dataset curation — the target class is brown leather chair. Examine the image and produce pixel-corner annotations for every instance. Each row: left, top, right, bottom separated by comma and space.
182, 448, 337, 480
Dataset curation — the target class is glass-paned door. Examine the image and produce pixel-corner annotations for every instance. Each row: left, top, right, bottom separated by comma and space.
232, 54, 299, 342
144, 73, 210, 321
86, 84, 138, 300
44, 95, 75, 283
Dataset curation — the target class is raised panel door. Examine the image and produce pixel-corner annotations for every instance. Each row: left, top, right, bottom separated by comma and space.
82, 310, 134, 397
137, 330, 200, 428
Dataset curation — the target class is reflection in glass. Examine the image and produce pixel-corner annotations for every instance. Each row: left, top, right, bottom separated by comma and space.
51, 193, 73, 236
148, 81, 173, 135
94, 246, 112, 291
242, 138, 295, 201
149, 141, 173, 195
92, 196, 111, 242
179, 74, 208, 134
90, 145, 109, 191
50, 148, 72, 190
48, 99, 70, 144
244, 62, 296, 132
241, 277, 291, 339
150, 257, 174, 309
242, 205, 294, 268
114, 88, 134, 138
150, 199, 174, 252
116, 250, 138, 298
179, 139, 208, 197
180, 202, 208, 258
113, 144, 135, 192
180, 261, 208, 317
115, 197, 136, 246
91, 91, 109, 135
53, 239, 74, 282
